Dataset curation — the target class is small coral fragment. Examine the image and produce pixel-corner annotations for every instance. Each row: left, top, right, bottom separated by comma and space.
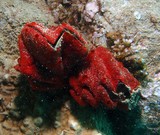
106, 31, 148, 82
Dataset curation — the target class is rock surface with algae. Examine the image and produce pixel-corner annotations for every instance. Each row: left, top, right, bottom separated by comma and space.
0, 0, 160, 135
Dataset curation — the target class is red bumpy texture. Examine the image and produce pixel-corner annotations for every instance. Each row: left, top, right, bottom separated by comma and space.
69, 46, 140, 109
15, 22, 140, 109
14, 22, 87, 91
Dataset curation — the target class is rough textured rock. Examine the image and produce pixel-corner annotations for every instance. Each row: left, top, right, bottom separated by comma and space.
0, 0, 160, 135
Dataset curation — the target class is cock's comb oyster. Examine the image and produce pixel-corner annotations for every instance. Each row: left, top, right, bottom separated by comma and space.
15, 22, 140, 110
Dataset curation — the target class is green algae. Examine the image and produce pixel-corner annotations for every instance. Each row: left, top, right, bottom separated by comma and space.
14, 75, 69, 126
70, 101, 114, 135
14, 75, 152, 135
70, 100, 150, 135
14, 75, 148, 135
122, 90, 141, 110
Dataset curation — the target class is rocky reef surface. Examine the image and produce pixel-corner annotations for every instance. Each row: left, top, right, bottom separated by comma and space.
0, 0, 160, 135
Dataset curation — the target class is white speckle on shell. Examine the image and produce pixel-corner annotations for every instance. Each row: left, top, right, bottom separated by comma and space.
53, 36, 63, 51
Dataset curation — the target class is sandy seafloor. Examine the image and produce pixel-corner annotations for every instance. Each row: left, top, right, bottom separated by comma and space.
0, 0, 160, 135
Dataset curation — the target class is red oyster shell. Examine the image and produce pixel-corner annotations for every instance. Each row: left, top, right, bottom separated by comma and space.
69, 46, 140, 109
15, 22, 140, 110
15, 22, 88, 90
